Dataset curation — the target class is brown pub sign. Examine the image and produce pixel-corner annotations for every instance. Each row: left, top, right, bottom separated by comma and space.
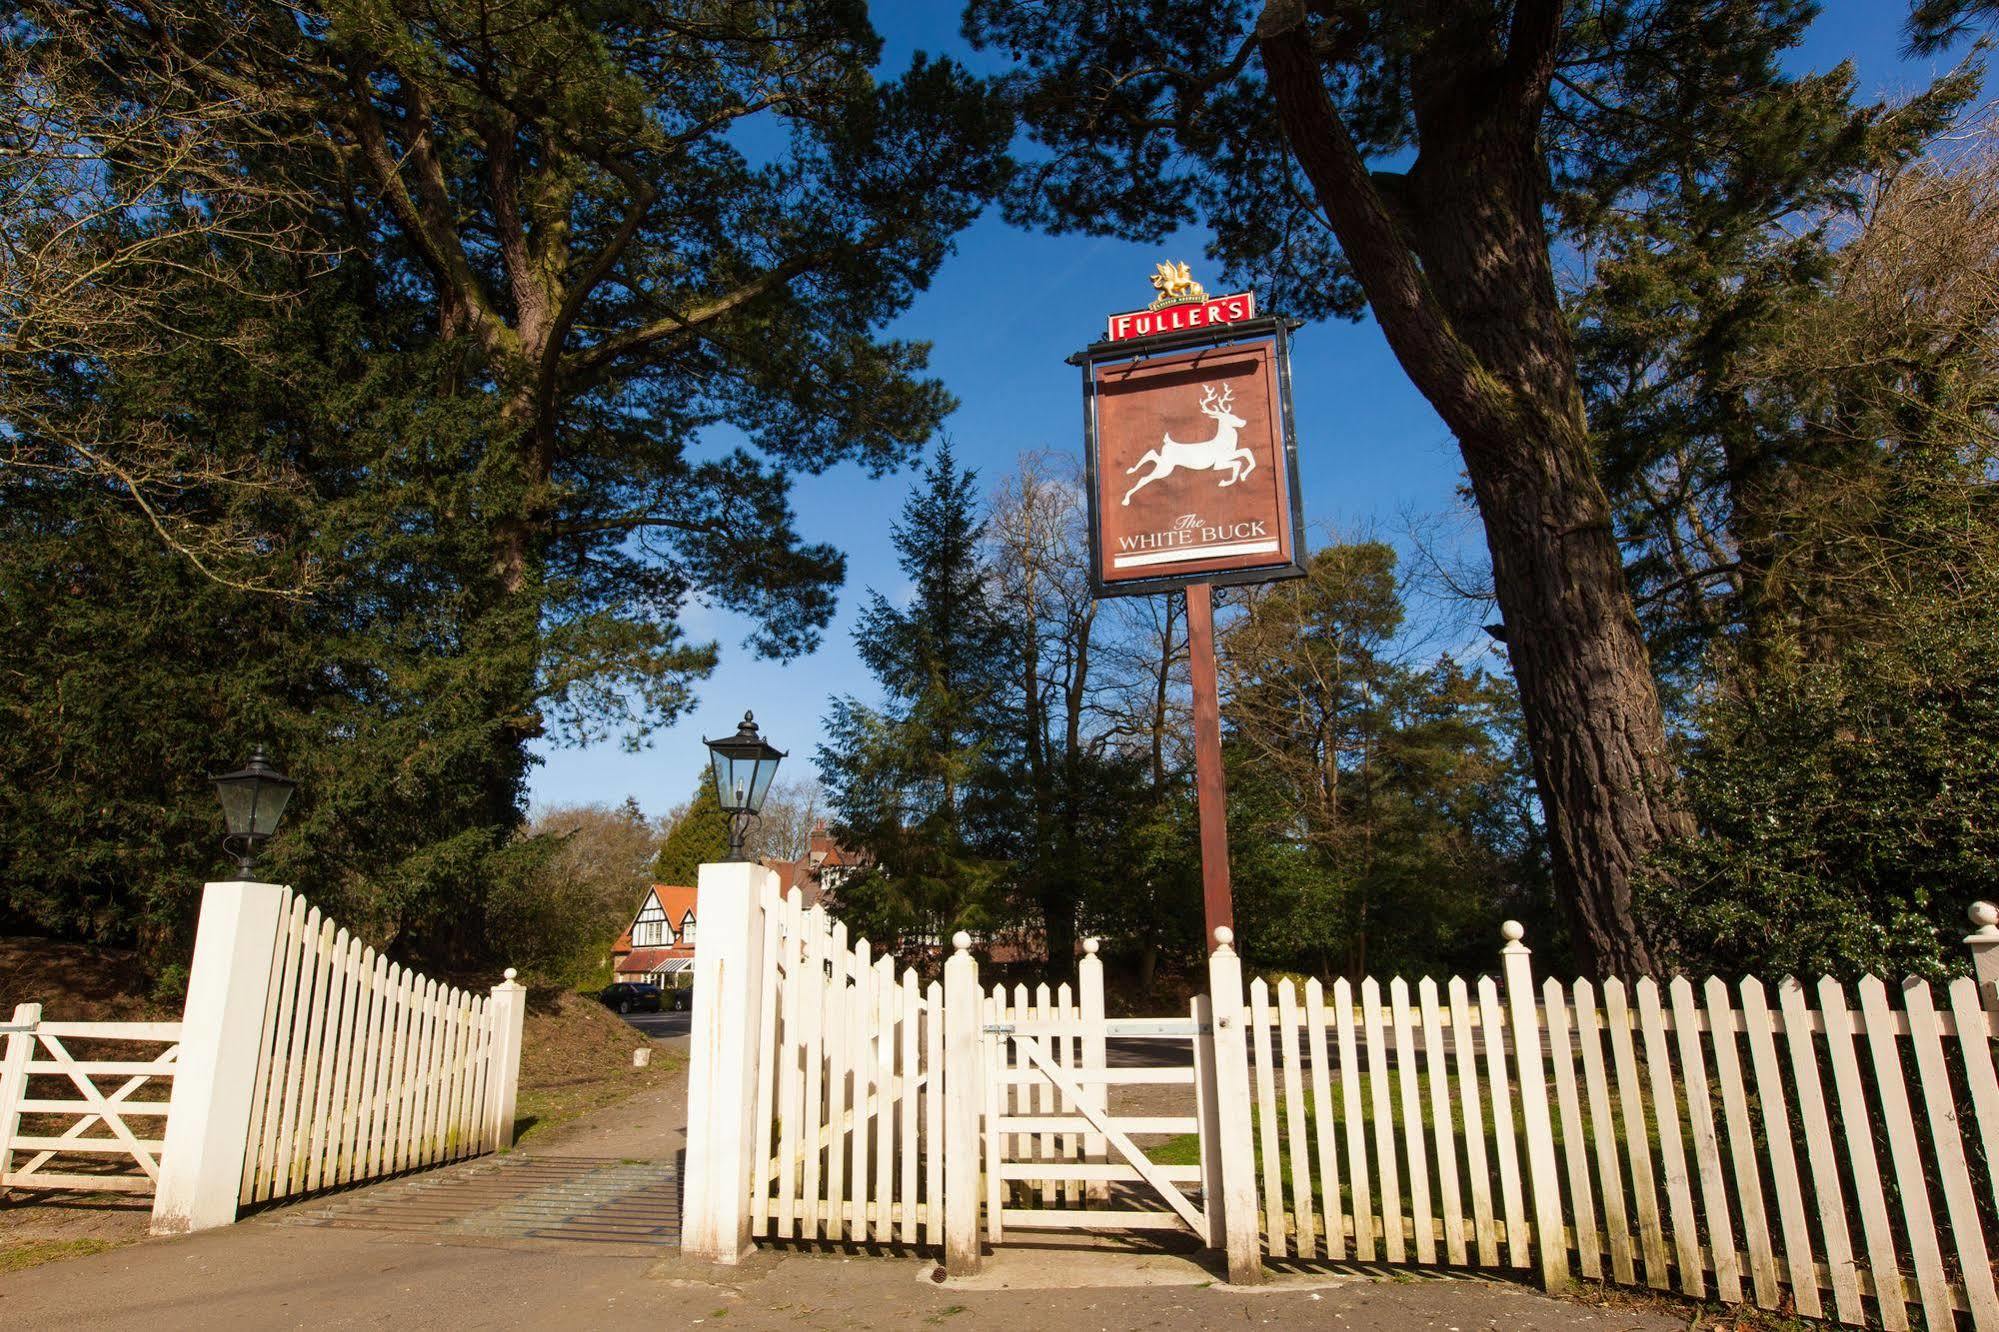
1077, 267, 1305, 598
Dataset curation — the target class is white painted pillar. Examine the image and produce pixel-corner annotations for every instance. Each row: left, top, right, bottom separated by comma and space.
1206, 927, 1262, 1285
679, 860, 773, 1264
151, 880, 286, 1235
486, 968, 527, 1150
942, 931, 984, 1276
1499, 919, 1570, 1293
1966, 902, 1999, 1007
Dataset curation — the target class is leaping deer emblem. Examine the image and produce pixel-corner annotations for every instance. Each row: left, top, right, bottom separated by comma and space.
1121, 382, 1255, 506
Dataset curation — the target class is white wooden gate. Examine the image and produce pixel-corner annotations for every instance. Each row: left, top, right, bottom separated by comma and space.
0, 1006, 182, 1195
982, 982, 1219, 1242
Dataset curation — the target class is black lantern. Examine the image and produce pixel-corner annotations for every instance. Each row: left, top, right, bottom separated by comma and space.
703, 711, 785, 861
211, 749, 297, 877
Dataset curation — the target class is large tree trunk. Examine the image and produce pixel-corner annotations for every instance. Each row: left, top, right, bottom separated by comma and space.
1260, 4, 1689, 975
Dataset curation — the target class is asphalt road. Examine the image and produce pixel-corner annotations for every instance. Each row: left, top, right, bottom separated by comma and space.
613, 1007, 690, 1040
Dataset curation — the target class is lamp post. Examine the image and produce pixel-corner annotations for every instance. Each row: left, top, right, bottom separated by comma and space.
210, 749, 297, 878
703, 711, 785, 861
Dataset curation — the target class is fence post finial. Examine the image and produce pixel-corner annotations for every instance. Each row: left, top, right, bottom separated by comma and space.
486, 967, 527, 1151
1966, 902, 1999, 1003
1204, 925, 1262, 1284
941, 927, 982, 1275
1498, 915, 1570, 1294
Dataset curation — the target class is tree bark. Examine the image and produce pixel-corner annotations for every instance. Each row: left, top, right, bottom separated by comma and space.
1258, 1, 1690, 975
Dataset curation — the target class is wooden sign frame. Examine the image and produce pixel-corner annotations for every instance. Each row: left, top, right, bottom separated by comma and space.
1073, 315, 1307, 600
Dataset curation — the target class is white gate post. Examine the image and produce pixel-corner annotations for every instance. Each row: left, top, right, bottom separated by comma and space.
1078, 938, 1108, 1199
151, 879, 286, 1235
1966, 902, 1999, 1007
680, 860, 773, 1264
942, 931, 984, 1276
0, 1002, 42, 1196
486, 968, 527, 1150
1499, 920, 1570, 1293
1206, 927, 1262, 1285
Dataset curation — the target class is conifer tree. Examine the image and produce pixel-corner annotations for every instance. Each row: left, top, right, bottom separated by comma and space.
819, 443, 1015, 949
652, 782, 730, 887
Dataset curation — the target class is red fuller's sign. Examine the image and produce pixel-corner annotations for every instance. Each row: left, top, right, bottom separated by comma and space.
1082, 333, 1305, 597
1104, 261, 1256, 343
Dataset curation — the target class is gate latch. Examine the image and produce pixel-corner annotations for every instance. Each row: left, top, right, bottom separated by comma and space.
982, 1023, 1015, 1035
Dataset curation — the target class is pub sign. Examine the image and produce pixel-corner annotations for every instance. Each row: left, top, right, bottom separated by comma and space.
1077, 265, 1306, 598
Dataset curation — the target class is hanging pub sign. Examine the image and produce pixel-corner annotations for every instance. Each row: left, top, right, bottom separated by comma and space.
1074, 263, 1305, 599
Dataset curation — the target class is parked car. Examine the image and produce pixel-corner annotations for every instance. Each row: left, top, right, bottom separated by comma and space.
599, 981, 663, 1014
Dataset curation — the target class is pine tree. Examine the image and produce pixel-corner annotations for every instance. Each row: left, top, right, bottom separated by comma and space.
963, 0, 1974, 972
819, 444, 1015, 949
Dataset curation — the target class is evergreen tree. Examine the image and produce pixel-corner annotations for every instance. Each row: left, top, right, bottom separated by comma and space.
819, 444, 1015, 950
964, 0, 1974, 972
0, 1, 1010, 963
652, 782, 730, 887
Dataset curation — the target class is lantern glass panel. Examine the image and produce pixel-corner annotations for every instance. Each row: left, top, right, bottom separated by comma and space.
711, 749, 747, 811
216, 778, 261, 838
745, 754, 779, 812
249, 778, 294, 836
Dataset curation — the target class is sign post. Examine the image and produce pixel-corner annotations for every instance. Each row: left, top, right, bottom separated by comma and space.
1073, 265, 1305, 949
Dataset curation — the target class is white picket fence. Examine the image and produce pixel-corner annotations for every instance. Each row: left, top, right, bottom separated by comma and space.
684, 863, 1999, 1331
750, 888, 948, 1245
0, 879, 526, 1235
1237, 955, 1999, 1330
238, 886, 515, 1205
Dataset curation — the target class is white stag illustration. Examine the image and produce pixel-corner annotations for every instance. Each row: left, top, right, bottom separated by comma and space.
1121, 381, 1255, 506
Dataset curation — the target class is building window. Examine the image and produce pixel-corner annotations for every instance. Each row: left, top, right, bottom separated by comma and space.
680, 912, 696, 948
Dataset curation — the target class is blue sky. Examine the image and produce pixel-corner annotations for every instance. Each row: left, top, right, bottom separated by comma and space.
529, 1, 1963, 818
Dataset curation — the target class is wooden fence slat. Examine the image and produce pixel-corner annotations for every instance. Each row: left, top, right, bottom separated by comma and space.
1417, 978, 1464, 1267
983, 986, 1003, 1244
1818, 977, 1908, 1332
1603, 980, 1665, 1288
773, 897, 804, 1239
1574, 980, 1634, 1286
1543, 978, 1599, 1280
239, 886, 295, 1204
925, 978, 944, 1248
1277, 980, 1317, 1258
1250, 977, 1286, 1257
384, 965, 415, 1176
1903, 977, 1999, 1330
1363, 977, 1402, 1264
850, 942, 874, 1238
1739, 978, 1819, 1318
1450, 977, 1497, 1268
1478, 976, 1525, 1269
255, 896, 309, 1201
467, 993, 493, 1157
1334, 978, 1374, 1262
823, 923, 850, 1241
355, 952, 392, 1174
329, 936, 369, 1184
1779, 978, 1861, 1325
1704, 977, 1777, 1309
1861, 976, 1959, 1332
1636, 978, 1702, 1297
1304, 979, 1345, 1261
1034, 981, 1055, 1209
1947, 977, 1999, 1221
876, 955, 897, 1241
309, 928, 359, 1191
1671, 977, 1740, 1305
279, 911, 330, 1195
336, 945, 379, 1184
1390, 978, 1434, 1266
799, 908, 827, 1238
1057, 981, 1078, 1208
900, 967, 920, 1245
748, 889, 782, 1239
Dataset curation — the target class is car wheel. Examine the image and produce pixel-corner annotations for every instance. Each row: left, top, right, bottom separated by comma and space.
619, 999, 631, 1014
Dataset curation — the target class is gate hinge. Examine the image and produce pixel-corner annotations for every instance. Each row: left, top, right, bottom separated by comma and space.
982, 1023, 1015, 1035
